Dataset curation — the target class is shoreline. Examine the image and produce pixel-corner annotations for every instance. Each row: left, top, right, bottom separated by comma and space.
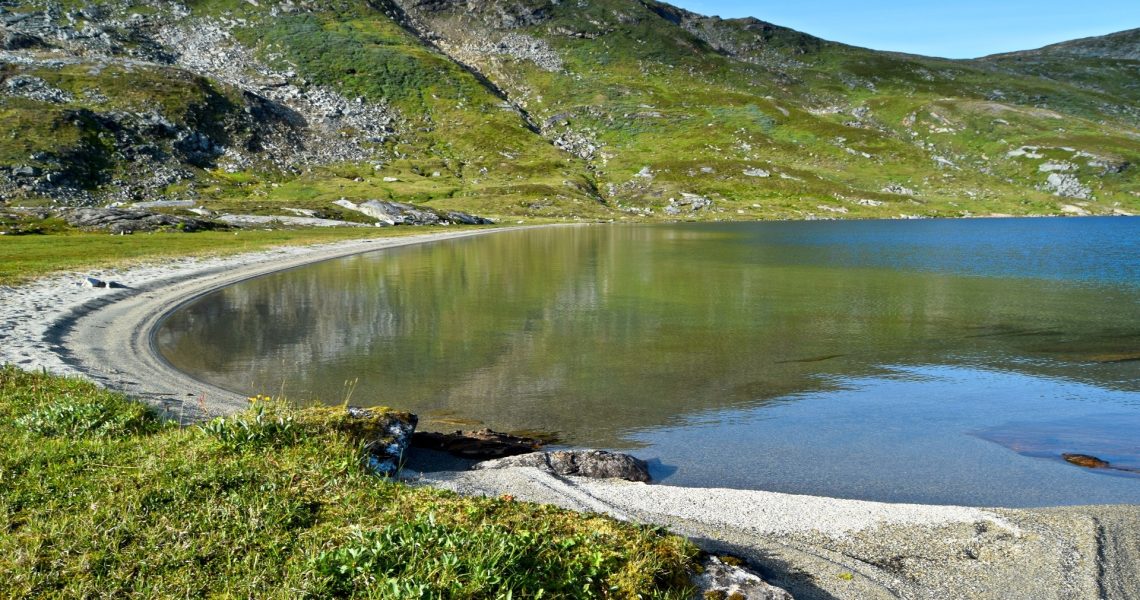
2, 223, 1138, 598
1, 226, 515, 421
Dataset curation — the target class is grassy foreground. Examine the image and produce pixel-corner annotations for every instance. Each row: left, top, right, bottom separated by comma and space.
0, 366, 697, 598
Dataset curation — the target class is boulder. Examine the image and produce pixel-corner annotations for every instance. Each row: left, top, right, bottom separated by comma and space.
0, 27, 47, 51
216, 214, 367, 228
475, 449, 651, 482
881, 183, 916, 196
63, 208, 216, 233
1045, 173, 1092, 199
694, 556, 794, 600
339, 199, 493, 226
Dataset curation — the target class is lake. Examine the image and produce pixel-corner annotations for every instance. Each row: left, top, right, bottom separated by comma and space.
156, 218, 1140, 507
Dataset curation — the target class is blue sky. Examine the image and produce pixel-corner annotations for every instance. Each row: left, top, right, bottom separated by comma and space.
668, 0, 1140, 58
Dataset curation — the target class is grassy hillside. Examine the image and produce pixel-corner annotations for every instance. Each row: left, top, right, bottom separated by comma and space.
0, 0, 1137, 220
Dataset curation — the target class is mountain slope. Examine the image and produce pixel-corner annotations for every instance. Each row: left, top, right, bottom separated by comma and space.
985, 28, 1140, 61
0, 0, 1136, 220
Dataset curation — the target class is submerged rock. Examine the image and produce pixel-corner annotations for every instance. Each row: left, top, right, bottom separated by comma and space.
412, 428, 545, 459
476, 449, 651, 482
1062, 453, 1110, 469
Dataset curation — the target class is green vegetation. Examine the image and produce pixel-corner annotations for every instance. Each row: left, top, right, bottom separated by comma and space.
0, 366, 698, 597
4, 0, 1137, 220
0, 225, 493, 286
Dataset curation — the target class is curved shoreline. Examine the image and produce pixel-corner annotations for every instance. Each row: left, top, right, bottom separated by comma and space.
2, 226, 514, 421
2, 224, 1138, 599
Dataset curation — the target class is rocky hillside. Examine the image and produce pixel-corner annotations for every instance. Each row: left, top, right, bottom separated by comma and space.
1, 0, 1137, 221
986, 28, 1140, 61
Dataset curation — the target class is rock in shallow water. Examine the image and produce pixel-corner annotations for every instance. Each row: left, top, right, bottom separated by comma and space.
1062, 453, 1110, 469
411, 428, 545, 459
475, 449, 651, 482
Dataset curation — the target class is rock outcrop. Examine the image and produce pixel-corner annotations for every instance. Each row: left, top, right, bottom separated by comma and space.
334, 199, 494, 226
694, 556, 794, 600
63, 208, 217, 233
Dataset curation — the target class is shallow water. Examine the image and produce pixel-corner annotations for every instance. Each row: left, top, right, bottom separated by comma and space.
157, 218, 1140, 506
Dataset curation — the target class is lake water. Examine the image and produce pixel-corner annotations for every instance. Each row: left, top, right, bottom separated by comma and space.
157, 218, 1140, 507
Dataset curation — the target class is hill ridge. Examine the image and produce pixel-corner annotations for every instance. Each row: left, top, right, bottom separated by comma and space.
0, 0, 1136, 221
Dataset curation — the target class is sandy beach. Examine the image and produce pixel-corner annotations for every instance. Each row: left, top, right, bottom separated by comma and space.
2, 225, 1137, 599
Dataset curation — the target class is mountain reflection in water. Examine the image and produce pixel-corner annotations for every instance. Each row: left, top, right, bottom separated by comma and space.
157, 219, 1140, 506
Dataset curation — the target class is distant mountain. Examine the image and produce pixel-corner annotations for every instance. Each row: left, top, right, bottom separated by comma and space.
0, 0, 1136, 221
984, 28, 1140, 61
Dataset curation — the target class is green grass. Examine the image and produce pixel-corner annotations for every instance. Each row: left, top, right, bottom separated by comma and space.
0, 366, 698, 597
0, 226, 492, 287
4, 0, 1139, 219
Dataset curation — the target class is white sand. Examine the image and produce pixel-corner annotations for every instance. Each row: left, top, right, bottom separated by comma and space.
0, 228, 506, 419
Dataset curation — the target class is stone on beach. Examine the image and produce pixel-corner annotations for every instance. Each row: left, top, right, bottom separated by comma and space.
475, 449, 651, 482
695, 556, 794, 600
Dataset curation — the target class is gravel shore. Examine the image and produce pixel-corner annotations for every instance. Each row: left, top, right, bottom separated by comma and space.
408, 450, 1139, 600
2, 225, 1136, 599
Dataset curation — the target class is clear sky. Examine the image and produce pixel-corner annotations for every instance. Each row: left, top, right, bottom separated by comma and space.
667, 0, 1140, 59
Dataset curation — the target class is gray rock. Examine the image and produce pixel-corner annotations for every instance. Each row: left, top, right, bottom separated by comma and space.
677, 193, 713, 211
1, 26, 47, 50
694, 556, 794, 600
1039, 161, 1076, 173
446, 210, 493, 225
338, 199, 492, 226
743, 168, 770, 178
63, 208, 216, 233
11, 165, 41, 178
216, 214, 368, 228
881, 183, 915, 196
131, 200, 196, 209
3, 74, 73, 103
1044, 173, 1092, 199
475, 449, 651, 482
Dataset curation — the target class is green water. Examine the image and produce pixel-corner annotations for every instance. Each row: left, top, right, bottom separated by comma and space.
157, 219, 1140, 506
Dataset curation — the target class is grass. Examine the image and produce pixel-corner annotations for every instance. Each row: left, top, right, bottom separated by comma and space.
0, 366, 699, 598
0, 225, 496, 287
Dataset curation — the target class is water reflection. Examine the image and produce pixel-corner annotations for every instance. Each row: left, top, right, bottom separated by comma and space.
157, 219, 1140, 504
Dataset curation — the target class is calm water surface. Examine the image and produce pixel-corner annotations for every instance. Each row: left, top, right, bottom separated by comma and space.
157, 218, 1140, 506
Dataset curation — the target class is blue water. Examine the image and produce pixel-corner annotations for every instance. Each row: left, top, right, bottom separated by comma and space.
159, 217, 1140, 507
